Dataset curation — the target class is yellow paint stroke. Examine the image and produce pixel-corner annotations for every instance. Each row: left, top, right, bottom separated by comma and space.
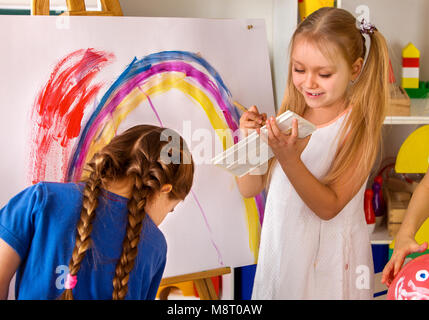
81, 72, 261, 260
243, 197, 261, 263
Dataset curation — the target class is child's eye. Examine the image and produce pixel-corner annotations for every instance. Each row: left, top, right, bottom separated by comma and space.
293, 68, 304, 73
319, 74, 332, 78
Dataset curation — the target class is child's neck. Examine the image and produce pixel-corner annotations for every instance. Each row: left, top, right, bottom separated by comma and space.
104, 177, 134, 199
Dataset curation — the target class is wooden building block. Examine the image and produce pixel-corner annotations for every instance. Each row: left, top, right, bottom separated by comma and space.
386, 177, 419, 193
387, 84, 410, 116
384, 184, 412, 237
392, 191, 411, 202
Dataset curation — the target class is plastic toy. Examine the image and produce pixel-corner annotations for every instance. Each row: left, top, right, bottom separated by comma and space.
395, 125, 429, 174
387, 254, 429, 300
374, 175, 386, 214
364, 189, 375, 233
402, 42, 420, 89
372, 181, 382, 216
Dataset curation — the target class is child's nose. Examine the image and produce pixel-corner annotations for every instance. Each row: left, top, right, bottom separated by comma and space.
304, 73, 317, 88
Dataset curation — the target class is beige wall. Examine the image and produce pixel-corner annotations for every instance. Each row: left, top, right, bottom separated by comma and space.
341, 0, 429, 84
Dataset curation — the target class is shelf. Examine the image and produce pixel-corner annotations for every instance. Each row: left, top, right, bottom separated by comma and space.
384, 98, 429, 124
370, 219, 393, 245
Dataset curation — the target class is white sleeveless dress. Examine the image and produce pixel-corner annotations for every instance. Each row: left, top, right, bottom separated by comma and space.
252, 109, 374, 300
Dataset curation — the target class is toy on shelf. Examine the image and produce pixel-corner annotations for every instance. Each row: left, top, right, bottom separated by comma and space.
364, 189, 376, 234
386, 43, 410, 116
402, 42, 429, 98
402, 42, 420, 89
372, 175, 386, 226
405, 81, 429, 99
387, 84, 410, 116
387, 253, 429, 300
395, 125, 429, 174
376, 161, 420, 237
298, 0, 334, 21
384, 178, 413, 237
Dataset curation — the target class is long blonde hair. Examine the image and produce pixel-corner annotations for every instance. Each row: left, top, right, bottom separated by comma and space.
266, 7, 389, 188
60, 125, 194, 300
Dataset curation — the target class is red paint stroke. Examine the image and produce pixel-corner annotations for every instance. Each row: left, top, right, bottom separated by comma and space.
30, 48, 114, 184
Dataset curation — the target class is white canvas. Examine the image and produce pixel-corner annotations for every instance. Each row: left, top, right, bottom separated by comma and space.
0, 15, 275, 280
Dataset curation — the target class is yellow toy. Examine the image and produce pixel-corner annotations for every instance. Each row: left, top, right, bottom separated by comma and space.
298, 0, 334, 21
402, 42, 420, 89
395, 125, 429, 174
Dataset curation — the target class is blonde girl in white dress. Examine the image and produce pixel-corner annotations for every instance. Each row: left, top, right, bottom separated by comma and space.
236, 7, 391, 299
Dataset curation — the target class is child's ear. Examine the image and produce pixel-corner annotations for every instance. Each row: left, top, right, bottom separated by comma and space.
160, 184, 173, 193
351, 57, 364, 81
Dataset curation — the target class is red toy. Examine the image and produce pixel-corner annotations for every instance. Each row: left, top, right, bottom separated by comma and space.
387, 254, 429, 300
364, 189, 376, 224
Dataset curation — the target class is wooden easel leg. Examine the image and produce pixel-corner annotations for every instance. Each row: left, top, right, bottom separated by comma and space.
194, 278, 219, 300
194, 279, 210, 300
160, 267, 230, 300
32, 0, 50, 15
204, 278, 219, 300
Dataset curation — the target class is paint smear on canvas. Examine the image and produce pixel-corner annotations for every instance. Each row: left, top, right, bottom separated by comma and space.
28, 48, 114, 184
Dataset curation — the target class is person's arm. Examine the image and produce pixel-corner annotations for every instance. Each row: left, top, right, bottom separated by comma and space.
381, 171, 429, 287
0, 184, 45, 299
265, 116, 367, 220
235, 171, 267, 199
235, 105, 268, 198
0, 239, 20, 299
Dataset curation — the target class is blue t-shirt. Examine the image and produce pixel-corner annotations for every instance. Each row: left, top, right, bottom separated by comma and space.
0, 182, 167, 300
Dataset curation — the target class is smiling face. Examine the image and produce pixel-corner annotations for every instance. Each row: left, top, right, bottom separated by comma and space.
291, 36, 358, 114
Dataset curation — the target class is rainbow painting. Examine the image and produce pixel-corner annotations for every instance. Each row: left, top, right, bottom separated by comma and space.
28, 48, 266, 264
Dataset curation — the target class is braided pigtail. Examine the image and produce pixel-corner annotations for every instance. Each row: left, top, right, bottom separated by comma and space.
60, 156, 106, 300
112, 149, 164, 298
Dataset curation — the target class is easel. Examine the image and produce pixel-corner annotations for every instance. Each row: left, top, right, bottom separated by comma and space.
32, 0, 123, 16
31, 0, 232, 300
159, 267, 231, 300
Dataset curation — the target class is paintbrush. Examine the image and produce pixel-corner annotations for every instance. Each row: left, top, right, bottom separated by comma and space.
233, 101, 266, 126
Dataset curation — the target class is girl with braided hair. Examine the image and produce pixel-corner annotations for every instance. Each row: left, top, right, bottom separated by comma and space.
0, 124, 194, 299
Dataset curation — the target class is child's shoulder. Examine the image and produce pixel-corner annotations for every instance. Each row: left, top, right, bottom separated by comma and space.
36, 181, 81, 192
33, 181, 83, 202
144, 215, 167, 251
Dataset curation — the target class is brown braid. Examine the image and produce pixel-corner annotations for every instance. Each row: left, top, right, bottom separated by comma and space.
111, 137, 166, 299
112, 173, 150, 299
60, 157, 105, 300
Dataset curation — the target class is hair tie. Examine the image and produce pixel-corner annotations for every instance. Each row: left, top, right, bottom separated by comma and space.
64, 273, 77, 290
359, 18, 376, 35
